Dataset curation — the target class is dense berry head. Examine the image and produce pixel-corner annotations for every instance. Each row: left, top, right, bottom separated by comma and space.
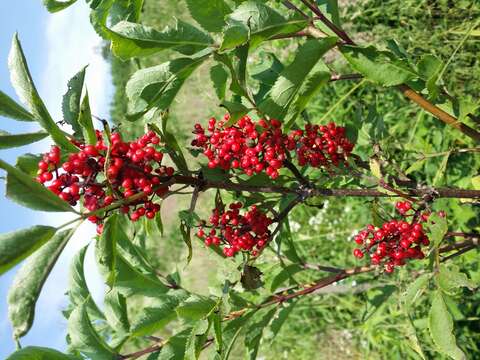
192, 115, 355, 178
37, 129, 174, 233
196, 202, 273, 257
353, 201, 436, 273
291, 123, 353, 168
192, 114, 287, 179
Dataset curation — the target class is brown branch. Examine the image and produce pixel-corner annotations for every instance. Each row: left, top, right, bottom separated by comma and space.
398, 85, 480, 143
119, 341, 165, 359
226, 237, 479, 321
330, 73, 364, 82
298, 0, 355, 44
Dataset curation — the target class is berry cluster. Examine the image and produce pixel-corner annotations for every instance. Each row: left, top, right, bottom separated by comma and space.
192, 114, 354, 178
353, 201, 432, 273
192, 115, 290, 179
196, 202, 273, 257
293, 123, 354, 167
37, 130, 174, 234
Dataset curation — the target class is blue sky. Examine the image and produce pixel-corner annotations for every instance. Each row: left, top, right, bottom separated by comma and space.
0, 1, 112, 356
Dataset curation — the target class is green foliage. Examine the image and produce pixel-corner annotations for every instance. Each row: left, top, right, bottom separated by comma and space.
8, 228, 75, 338
67, 302, 116, 359
341, 45, 418, 86
0, 130, 48, 149
259, 38, 337, 120
109, 19, 213, 60
0, 90, 35, 121
8, 34, 77, 152
62, 66, 87, 136
428, 291, 466, 360
6, 346, 78, 360
221, 0, 307, 50
126, 56, 209, 118
185, 0, 231, 33
0, 225, 56, 275
1, 1, 479, 359
42, 0, 78, 13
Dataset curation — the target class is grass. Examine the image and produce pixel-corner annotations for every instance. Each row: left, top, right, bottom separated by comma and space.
108, 0, 480, 358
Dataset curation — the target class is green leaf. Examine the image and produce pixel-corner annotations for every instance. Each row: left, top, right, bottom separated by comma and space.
317, 0, 341, 27
251, 53, 284, 104
417, 54, 442, 99
104, 289, 130, 334
438, 264, 476, 295
259, 38, 338, 120
402, 273, 431, 310
472, 175, 480, 190
0, 225, 56, 275
15, 153, 43, 177
154, 328, 191, 360
212, 311, 223, 353
109, 19, 213, 60
155, 211, 164, 236
210, 64, 229, 100
426, 213, 448, 248
180, 220, 193, 264
176, 294, 217, 320
221, 1, 307, 50
67, 302, 116, 359
285, 70, 330, 126
158, 118, 190, 174
8, 228, 75, 338
220, 100, 249, 126
369, 158, 382, 179
97, 214, 120, 287
185, 0, 231, 33
0, 158, 75, 212
245, 308, 276, 360
269, 264, 302, 292
185, 319, 210, 360
267, 302, 296, 342
433, 152, 450, 186
131, 290, 189, 337
89, 0, 114, 39
126, 56, 208, 118
6, 346, 78, 360
68, 246, 104, 319
62, 66, 87, 136
77, 90, 97, 145
428, 290, 466, 360
42, 0, 78, 13
8, 34, 77, 152
341, 45, 418, 86
0, 130, 48, 149
113, 253, 169, 297
0, 90, 35, 121
222, 311, 255, 359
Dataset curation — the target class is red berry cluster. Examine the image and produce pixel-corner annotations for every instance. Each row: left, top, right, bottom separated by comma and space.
192, 114, 354, 178
293, 123, 354, 167
37, 130, 174, 234
353, 201, 432, 273
192, 115, 292, 179
196, 202, 273, 257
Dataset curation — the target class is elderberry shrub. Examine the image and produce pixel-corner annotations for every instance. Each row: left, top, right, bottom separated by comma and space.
196, 202, 273, 257
36, 130, 174, 234
191, 114, 354, 179
353, 201, 442, 273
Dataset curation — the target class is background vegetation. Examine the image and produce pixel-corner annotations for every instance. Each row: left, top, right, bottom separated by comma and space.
104, 0, 480, 359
